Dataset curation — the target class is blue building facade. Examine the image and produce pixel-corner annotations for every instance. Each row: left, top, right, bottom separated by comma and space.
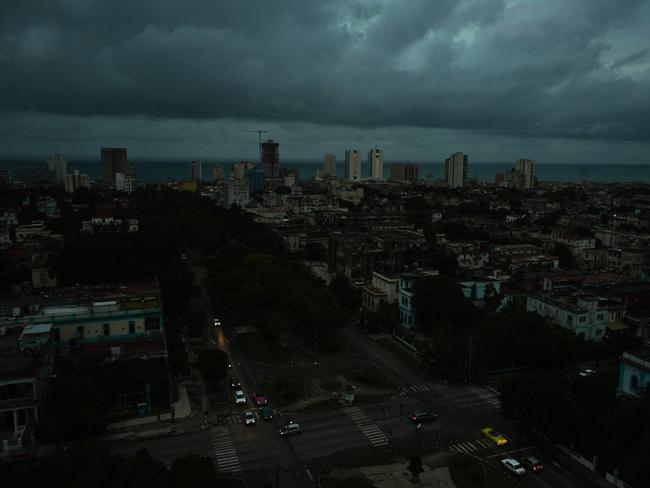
246, 169, 266, 194
618, 351, 650, 396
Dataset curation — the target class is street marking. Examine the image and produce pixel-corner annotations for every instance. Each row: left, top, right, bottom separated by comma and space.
210, 427, 242, 474
467, 385, 501, 409
343, 406, 389, 447
487, 445, 536, 458
398, 382, 448, 396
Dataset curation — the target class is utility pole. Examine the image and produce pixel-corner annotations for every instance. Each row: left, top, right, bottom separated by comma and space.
467, 334, 473, 383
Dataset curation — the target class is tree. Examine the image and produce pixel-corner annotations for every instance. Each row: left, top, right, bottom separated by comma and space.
413, 276, 480, 331
194, 349, 229, 390
552, 243, 575, 269
408, 456, 424, 482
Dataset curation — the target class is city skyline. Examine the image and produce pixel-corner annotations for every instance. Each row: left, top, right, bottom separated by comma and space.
1, 1, 650, 163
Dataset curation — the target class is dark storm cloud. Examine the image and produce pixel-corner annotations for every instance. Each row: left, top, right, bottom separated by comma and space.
1, 0, 650, 144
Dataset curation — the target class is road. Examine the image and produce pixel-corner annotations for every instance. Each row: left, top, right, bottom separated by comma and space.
109, 263, 604, 487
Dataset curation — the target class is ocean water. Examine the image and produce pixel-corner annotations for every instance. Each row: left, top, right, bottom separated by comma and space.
1, 157, 649, 184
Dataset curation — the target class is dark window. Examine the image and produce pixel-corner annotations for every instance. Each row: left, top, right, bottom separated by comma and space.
103, 323, 110, 336
128, 321, 135, 334
76, 326, 84, 339
53, 328, 60, 341
145, 316, 161, 331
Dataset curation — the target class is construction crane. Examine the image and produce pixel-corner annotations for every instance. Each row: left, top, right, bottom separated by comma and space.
243, 129, 268, 167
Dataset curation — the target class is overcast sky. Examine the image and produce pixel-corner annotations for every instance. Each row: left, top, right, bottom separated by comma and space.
1, 0, 650, 163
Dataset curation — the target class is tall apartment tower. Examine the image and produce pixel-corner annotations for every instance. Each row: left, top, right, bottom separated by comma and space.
261, 139, 280, 178
323, 153, 337, 177
345, 149, 362, 181
101, 147, 128, 185
515, 158, 535, 189
189, 160, 202, 181
46, 154, 68, 182
444, 152, 468, 188
367, 148, 383, 178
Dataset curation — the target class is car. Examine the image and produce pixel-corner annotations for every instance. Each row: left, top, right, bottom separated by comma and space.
244, 410, 256, 425
579, 369, 597, 378
261, 405, 273, 420
230, 377, 241, 389
254, 394, 268, 407
482, 427, 508, 446
234, 390, 246, 405
410, 410, 437, 423
501, 458, 525, 475
213, 318, 221, 327
279, 422, 301, 436
523, 457, 543, 472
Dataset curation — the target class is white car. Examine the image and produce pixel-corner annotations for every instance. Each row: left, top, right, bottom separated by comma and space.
235, 390, 246, 405
213, 318, 221, 327
579, 369, 597, 378
244, 410, 256, 425
501, 458, 525, 475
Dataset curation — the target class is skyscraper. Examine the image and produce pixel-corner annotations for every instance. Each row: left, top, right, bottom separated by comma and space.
65, 170, 90, 193
323, 153, 337, 177
47, 154, 68, 182
261, 139, 280, 177
101, 147, 128, 185
189, 160, 202, 181
390, 163, 419, 183
345, 149, 361, 181
367, 148, 383, 178
515, 159, 535, 189
444, 152, 468, 188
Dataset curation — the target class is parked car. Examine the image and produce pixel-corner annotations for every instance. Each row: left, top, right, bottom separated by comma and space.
279, 422, 301, 437
235, 390, 246, 405
523, 457, 543, 472
482, 427, 508, 446
244, 410, 256, 425
501, 458, 525, 475
409, 410, 437, 423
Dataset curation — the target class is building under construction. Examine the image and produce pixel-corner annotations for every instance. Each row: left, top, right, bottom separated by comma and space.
261, 139, 280, 178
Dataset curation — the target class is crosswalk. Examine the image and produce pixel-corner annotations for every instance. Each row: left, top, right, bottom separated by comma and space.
450, 431, 523, 454
226, 414, 243, 425
343, 406, 389, 447
466, 385, 501, 409
398, 382, 447, 396
210, 427, 242, 474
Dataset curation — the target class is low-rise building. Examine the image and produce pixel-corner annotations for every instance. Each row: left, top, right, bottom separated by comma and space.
618, 350, 650, 397
0, 324, 55, 457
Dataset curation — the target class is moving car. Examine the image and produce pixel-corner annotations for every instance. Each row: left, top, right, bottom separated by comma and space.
244, 410, 256, 425
481, 427, 508, 446
279, 423, 301, 436
523, 457, 543, 472
261, 405, 273, 420
235, 390, 246, 405
579, 369, 597, 378
409, 410, 437, 423
254, 394, 268, 407
213, 318, 221, 327
501, 458, 525, 475
230, 377, 241, 389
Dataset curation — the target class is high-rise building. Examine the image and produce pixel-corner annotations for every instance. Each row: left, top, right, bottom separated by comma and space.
232, 161, 256, 179
345, 149, 362, 181
224, 178, 250, 208
261, 139, 280, 177
189, 161, 202, 181
444, 152, 467, 188
515, 158, 535, 189
245, 168, 266, 194
213, 165, 225, 181
47, 154, 68, 182
14, 168, 56, 185
101, 147, 128, 185
367, 148, 383, 178
64, 170, 90, 193
323, 153, 337, 177
390, 163, 419, 183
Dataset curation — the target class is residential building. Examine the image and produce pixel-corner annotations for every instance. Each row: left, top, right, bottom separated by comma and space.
515, 159, 535, 189
526, 293, 611, 341
224, 178, 250, 208
101, 147, 128, 185
189, 160, 202, 181
46, 154, 67, 182
390, 163, 420, 183
618, 351, 650, 397
261, 139, 280, 177
345, 149, 362, 181
398, 270, 440, 329
15, 222, 50, 242
0, 281, 166, 359
323, 153, 337, 177
64, 170, 90, 193
367, 148, 383, 178
232, 161, 256, 179
0, 324, 55, 457
361, 271, 400, 312
213, 164, 225, 181
460, 280, 502, 302
444, 152, 467, 188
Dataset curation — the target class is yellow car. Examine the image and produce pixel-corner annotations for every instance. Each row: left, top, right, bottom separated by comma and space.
481, 427, 508, 446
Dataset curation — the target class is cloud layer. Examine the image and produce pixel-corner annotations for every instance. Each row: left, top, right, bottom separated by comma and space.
1, 0, 650, 159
